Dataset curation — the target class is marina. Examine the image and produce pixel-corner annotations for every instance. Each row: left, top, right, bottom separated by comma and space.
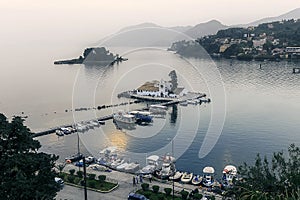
32, 92, 208, 138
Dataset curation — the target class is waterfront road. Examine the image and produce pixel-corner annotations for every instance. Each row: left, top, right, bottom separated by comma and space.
55, 164, 222, 200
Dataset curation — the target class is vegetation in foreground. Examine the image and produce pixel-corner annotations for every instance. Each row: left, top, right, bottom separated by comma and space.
224, 144, 300, 200
0, 113, 59, 200
59, 169, 117, 192
137, 183, 216, 200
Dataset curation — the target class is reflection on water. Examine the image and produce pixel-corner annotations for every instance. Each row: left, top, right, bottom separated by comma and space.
2, 46, 299, 175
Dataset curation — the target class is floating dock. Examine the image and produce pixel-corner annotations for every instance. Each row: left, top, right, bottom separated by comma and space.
32, 92, 207, 138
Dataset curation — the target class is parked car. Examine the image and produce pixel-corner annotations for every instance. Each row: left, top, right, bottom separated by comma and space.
128, 192, 149, 200
55, 177, 64, 189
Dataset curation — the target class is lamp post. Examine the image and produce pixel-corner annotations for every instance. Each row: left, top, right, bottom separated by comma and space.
172, 139, 175, 200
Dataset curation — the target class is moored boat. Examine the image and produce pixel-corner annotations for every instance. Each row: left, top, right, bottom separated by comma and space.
169, 171, 183, 181
130, 111, 153, 124
65, 153, 83, 163
181, 172, 193, 183
191, 175, 202, 185
202, 166, 215, 187
124, 162, 140, 173
222, 165, 237, 188
55, 130, 64, 136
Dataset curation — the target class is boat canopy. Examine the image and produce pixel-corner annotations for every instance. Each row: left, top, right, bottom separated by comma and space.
147, 155, 160, 162
203, 166, 215, 174
223, 165, 237, 175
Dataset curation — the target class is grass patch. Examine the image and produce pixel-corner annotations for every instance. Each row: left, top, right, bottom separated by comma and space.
137, 189, 182, 200
60, 172, 117, 192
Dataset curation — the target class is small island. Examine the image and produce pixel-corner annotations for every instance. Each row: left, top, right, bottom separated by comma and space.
54, 47, 127, 65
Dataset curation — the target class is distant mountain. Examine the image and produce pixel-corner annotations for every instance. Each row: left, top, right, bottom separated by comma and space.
242, 8, 300, 27
184, 20, 228, 38
99, 20, 227, 47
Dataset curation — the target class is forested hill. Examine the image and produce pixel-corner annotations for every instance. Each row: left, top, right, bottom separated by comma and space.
169, 19, 300, 61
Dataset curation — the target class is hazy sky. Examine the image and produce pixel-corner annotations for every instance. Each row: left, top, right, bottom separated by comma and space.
1, 0, 300, 47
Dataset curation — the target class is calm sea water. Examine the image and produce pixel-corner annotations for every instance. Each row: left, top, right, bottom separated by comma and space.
1, 45, 299, 177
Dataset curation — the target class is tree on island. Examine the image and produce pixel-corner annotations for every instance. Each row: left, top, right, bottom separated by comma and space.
0, 113, 59, 200
224, 144, 300, 199
168, 70, 178, 92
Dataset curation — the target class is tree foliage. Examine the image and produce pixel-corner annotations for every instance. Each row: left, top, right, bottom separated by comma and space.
226, 144, 300, 199
168, 70, 178, 92
0, 114, 59, 200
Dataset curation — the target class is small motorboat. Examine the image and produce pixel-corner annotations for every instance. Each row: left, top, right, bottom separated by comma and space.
191, 175, 202, 185
222, 165, 237, 188
181, 172, 193, 183
110, 158, 125, 169
124, 162, 140, 173
116, 162, 129, 171
130, 111, 153, 124
55, 130, 64, 137
179, 101, 188, 106
65, 153, 83, 163
98, 120, 105, 125
202, 166, 215, 187
85, 156, 95, 164
113, 111, 136, 124
140, 155, 160, 174
169, 171, 183, 181
90, 120, 99, 127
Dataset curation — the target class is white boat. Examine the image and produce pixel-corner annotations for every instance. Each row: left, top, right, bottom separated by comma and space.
140, 155, 160, 174
124, 162, 140, 173
55, 130, 64, 136
155, 162, 174, 180
90, 120, 99, 127
181, 172, 193, 183
149, 105, 167, 115
116, 162, 129, 171
222, 165, 237, 187
187, 100, 198, 105
179, 101, 188, 106
191, 175, 202, 185
113, 112, 136, 124
202, 166, 215, 187
110, 158, 125, 169
86, 122, 94, 129
169, 171, 183, 181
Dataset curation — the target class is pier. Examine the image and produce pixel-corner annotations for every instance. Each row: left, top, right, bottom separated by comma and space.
32, 92, 207, 138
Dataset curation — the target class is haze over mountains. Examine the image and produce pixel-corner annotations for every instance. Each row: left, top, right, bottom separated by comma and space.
99, 8, 300, 47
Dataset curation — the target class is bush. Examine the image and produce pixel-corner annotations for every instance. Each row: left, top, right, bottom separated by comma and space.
98, 175, 106, 183
210, 195, 215, 200
76, 171, 83, 178
181, 190, 189, 200
193, 193, 203, 200
152, 185, 160, 193
88, 173, 96, 180
164, 188, 172, 196
67, 175, 75, 183
141, 183, 149, 191
69, 169, 76, 176
74, 177, 81, 185
143, 191, 152, 198
87, 180, 97, 188
157, 193, 165, 200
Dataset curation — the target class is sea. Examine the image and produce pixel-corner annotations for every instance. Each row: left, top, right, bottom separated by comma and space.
1, 44, 299, 178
